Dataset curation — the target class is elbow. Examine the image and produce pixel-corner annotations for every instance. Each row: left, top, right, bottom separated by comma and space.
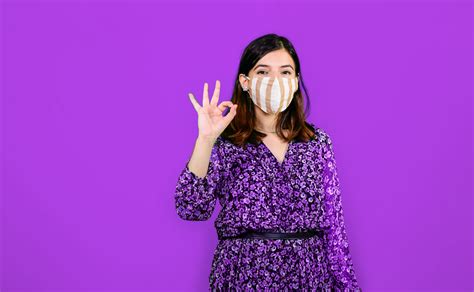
176, 207, 213, 221
174, 186, 217, 222
175, 198, 214, 221
174, 179, 218, 222
334, 279, 362, 292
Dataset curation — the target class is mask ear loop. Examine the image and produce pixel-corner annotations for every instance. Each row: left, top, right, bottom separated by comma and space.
295, 73, 300, 91
239, 74, 253, 111
240, 74, 250, 91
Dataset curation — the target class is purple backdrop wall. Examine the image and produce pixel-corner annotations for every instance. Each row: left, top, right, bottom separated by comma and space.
2, 0, 472, 291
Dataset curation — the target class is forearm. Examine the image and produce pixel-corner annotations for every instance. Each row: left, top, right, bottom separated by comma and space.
187, 135, 218, 178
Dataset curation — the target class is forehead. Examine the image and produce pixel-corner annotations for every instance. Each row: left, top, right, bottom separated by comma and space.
254, 49, 295, 68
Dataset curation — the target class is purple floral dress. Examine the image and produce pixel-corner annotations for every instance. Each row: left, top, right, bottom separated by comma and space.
174, 124, 361, 291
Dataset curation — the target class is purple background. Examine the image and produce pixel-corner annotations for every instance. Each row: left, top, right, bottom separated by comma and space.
1, 0, 472, 291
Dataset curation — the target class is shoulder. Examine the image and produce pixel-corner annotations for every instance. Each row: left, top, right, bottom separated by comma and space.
316, 128, 332, 146
305, 122, 332, 146
214, 135, 237, 157
216, 135, 231, 149
215, 135, 224, 145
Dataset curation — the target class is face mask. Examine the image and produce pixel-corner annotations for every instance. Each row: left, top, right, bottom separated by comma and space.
241, 74, 299, 114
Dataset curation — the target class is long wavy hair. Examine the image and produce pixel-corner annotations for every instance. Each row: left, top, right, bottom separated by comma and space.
221, 33, 316, 148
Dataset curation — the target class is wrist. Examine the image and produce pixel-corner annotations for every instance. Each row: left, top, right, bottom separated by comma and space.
197, 134, 217, 146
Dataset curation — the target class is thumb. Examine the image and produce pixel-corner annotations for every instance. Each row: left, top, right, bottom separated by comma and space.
222, 104, 238, 125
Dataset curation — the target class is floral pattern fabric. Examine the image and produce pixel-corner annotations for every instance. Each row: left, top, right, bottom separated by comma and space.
174, 123, 361, 291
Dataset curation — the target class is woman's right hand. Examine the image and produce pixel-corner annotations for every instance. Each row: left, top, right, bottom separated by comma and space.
188, 80, 238, 143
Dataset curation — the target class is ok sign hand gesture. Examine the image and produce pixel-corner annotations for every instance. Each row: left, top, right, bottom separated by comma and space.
188, 80, 238, 143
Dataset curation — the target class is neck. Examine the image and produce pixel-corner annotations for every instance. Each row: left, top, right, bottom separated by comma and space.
255, 106, 278, 132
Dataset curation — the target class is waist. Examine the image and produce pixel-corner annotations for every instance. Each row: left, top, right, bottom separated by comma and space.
219, 229, 324, 240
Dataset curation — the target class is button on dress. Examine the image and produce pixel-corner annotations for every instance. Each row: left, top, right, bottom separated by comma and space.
174, 124, 361, 291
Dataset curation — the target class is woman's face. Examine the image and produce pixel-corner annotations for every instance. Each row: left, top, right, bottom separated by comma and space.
239, 49, 298, 116
240, 48, 297, 90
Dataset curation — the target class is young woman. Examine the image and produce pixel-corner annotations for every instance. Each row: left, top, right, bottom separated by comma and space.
174, 33, 361, 291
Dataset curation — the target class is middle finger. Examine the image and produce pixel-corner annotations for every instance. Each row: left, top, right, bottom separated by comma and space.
210, 80, 220, 106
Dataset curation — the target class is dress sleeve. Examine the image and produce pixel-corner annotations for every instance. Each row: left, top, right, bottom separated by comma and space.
319, 130, 361, 290
174, 137, 223, 221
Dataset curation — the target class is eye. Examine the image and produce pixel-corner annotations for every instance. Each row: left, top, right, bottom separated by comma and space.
282, 71, 292, 75
256, 71, 267, 75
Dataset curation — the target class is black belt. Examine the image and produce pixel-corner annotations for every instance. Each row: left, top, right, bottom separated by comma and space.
219, 229, 324, 240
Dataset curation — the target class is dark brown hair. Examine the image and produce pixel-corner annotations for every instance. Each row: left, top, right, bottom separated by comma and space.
221, 33, 316, 148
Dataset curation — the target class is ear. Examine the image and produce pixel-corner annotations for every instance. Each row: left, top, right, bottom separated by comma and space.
239, 73, 249, 91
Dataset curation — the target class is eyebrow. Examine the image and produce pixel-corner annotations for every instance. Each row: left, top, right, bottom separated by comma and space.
254, 64, 294, 70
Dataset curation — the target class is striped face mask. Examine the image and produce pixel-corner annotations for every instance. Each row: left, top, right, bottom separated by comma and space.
241, 74, 299, 114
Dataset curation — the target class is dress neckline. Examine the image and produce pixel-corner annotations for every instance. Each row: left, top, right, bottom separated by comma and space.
260, 139, 294, 166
